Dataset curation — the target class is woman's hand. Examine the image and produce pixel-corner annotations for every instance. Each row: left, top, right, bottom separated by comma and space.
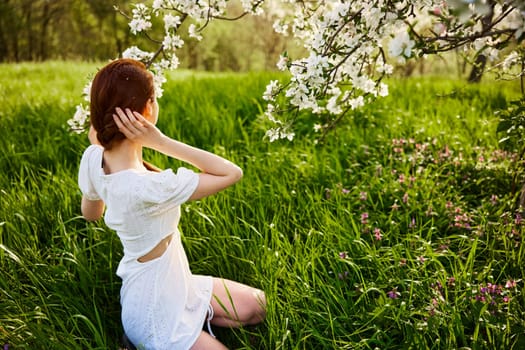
113, 107, 243, 199
113, 107, 165, 149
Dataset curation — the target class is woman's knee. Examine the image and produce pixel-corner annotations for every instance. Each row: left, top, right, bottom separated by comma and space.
190, 331, 228, 350
212, 278, 266, 325
250, 288, 266, 324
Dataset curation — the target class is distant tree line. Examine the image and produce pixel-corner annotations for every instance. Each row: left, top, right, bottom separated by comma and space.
0, 0, 299, 71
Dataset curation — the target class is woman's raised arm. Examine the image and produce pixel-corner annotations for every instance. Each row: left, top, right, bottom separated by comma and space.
113, 108, 243, 200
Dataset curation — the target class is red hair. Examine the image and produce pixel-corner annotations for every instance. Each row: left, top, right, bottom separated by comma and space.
90, 59, 154, 149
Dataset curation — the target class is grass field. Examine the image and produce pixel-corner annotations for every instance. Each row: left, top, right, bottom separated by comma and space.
1, 61, 524, 349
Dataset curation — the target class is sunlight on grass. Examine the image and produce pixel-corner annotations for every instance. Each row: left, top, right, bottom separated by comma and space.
1, 61, 524, 349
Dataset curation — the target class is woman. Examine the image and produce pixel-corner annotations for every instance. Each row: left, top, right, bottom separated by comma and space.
78, 58, 266, 349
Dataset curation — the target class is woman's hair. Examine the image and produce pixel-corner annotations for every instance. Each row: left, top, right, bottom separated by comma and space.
90, 58, 154, 149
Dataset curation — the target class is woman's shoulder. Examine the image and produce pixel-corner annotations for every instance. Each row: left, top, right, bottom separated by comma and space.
84, 144, 103, 154
80, 144, 103, 161
79, 144, 103, 166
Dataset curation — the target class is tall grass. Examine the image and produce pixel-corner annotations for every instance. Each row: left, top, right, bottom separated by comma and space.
0, 61, 524, 349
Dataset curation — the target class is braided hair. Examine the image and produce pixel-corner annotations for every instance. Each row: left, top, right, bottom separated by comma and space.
90, 59, 154, 150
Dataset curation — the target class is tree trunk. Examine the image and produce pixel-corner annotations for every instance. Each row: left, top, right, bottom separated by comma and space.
468, 54, 487, 83
0, 0, 10, 61
39, 2, 50, 61
24, 2, 33, 60
0, 20, 7, 61
13, 30, 19, 62
467, 0, 495, 83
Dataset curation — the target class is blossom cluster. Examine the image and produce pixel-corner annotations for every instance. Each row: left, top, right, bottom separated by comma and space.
262, 0, 525, 140
68, 0, 264, 133
470, 280, 519, 315
68, 1, 525, 136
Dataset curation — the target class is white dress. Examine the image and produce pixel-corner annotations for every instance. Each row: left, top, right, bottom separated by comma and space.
78, 145, 213, 350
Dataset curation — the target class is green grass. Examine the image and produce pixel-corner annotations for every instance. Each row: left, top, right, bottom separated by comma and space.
1, 61, 524, 349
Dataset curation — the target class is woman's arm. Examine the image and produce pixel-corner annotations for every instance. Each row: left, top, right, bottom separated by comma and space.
81, 197, 105, 221
152, 138, 243, 200
81, 125, 105, 220
113, 108, 243, 200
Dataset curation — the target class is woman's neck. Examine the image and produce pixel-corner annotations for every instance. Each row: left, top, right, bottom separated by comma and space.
102, 140, 145, 175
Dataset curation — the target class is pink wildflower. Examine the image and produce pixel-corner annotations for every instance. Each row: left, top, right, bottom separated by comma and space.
361, 212, 369, 225
338, 271, 349, 280
447, 277, 455, 287
409, 217, 416, 229
373, 227, 382, 241
505, 280, 517, 288
387, 288, 400, 299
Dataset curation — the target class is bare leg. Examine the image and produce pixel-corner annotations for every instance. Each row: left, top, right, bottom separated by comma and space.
190, 331, 228, 350
210, 278, 266, 328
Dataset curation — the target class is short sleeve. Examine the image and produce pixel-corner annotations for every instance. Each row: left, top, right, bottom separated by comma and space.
78, 145, 102, 201
139, 167, 199, 207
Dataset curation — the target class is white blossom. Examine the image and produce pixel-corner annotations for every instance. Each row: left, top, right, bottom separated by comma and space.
377, 63, 394, 75
265, 103, 282, 124
265, 127, 295, 142
276, 55, 288, 71
164, 14, 182, 31
82, 81, 92, 102
122, 46, 154, 61
152, 72, 167, 99
68, 104, 90, 133
487, 47, 499, 62
326, 95, 342, 115
69, 0, 525, 139
162, 33, 184, 51
273, 20, 289, 35
265, 128, 280, 142
388, 30, 415, 59
188, 24, 203, 41
129, 18, 152, 34
129, 4, 152, 34
152, 0, 165, 11
502, 51, 519, 70
348, 96, 365, 110
241, 0, 264, 15
378, 83, 389, 97
263, 80, 280, 101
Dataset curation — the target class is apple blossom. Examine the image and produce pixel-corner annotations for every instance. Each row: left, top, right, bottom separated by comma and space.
68, 104, 90, 134
68, 0, 524, 142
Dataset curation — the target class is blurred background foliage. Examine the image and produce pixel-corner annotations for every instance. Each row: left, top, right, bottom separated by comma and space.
0, 0, 304, 71
0, 0, 490, 77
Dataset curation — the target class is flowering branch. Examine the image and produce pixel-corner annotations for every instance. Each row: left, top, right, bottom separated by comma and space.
68, 0, 525, 141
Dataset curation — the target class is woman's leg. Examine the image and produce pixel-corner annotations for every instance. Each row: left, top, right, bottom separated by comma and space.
190, 331, 228, 350
210, 278, 266, 328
